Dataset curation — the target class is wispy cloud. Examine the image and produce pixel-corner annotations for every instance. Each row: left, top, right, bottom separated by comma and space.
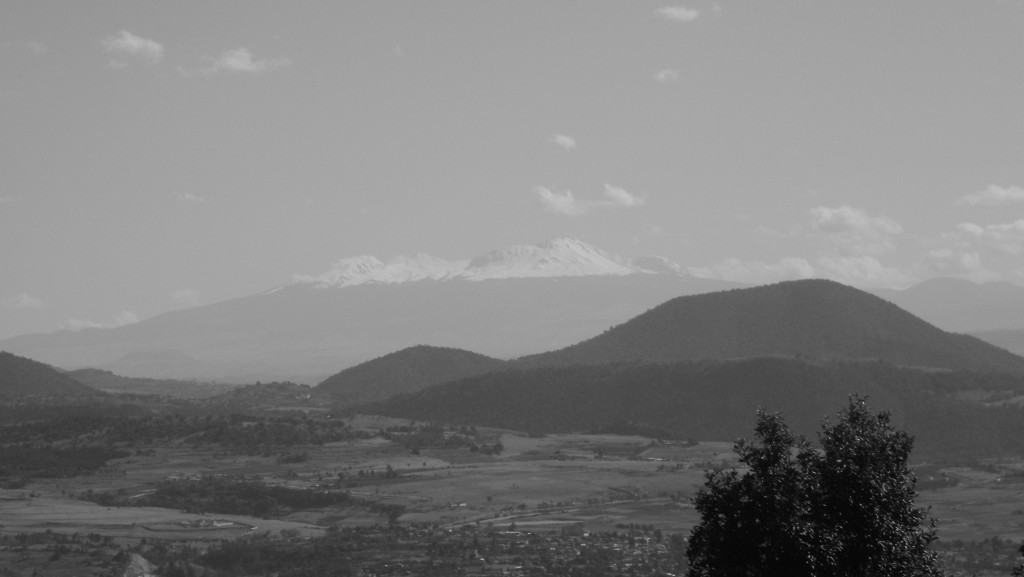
171, 288, 201, 306
3, 293, 43, 310
102, 30, 163, 66
689, 255, 914, 288
656, 6, 701, 22
957, 184, 1024, 206
534, 184, 646, 216
807, 205, 902, 255
655, 69, 679, 83
953, 220, 1024, 255
175, 192, 206, 203
65, 310, 139, 331
551, 134, 577, 151
200, 48, 290, 75
535, 187, 585, 216
0, 195, 16, 204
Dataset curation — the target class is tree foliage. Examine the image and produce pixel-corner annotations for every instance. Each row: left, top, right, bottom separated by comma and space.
687, 396, 943, 577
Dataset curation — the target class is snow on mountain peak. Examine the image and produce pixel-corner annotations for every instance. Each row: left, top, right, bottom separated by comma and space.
293, 238, 687, 288
462, 237, 633, 280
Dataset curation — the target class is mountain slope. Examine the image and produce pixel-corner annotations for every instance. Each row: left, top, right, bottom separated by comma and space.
361, 357, 1024, 461
315, 345, 507, 404
0, 351, 104, 401
519, 279, 1024, 374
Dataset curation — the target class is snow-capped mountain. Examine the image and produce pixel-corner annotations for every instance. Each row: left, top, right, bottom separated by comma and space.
0, 238, 728, 383
290, 237, 683, 289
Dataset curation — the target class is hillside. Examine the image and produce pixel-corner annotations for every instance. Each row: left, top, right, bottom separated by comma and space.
361, 357, 1024, 461
519, 279, 1024, 374
316, 345, 507, 404
0, 351, 104, 401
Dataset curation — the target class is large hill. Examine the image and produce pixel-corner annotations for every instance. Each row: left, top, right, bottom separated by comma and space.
0, 238, 737, 382
315, 345, 507, 404
361, 357, 1024, 461
519, 279, 1024, 374
0, 351, 104, 401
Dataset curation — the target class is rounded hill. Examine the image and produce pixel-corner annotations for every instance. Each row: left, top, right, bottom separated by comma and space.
316, 345, 507, 404
520, 279, 1024, 374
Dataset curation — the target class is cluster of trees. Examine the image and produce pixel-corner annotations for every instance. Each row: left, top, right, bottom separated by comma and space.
0, 411, 369, 451
0, 445, 130, 478
687, 396, 943, 576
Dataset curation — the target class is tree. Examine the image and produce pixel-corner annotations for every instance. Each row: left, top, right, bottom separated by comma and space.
687, 396, 943, 577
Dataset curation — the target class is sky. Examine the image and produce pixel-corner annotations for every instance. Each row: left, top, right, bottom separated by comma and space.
2, 1, 1024, 340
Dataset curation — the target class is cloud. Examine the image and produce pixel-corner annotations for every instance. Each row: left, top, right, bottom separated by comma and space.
918, 249, 1000, 284
813, 256, 915, 288
175, 192, 206, 203
601, 183, 645, 208
807, 205, 902, 255
655, 69, 679, 83
102, 30, 163, 66
534, 187, 585, 216
65, 310, 139, 331
551, 134, 577, 151
201, 48, 290, 75
171, 288, 201, 306
534, 184, 646, 215
656, 6, 701, 22
0, 196, 16, 203
957, 184, 1024, 206
953, 220, 1024, 255
688, 257, 817, 285
3, 293, 43, 310
688, 256, 913, 288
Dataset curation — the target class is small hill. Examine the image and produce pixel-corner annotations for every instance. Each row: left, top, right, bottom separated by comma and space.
360, 357, 1024, 461
67, 368, 239, 398
0, 351, 104, 401
518, 279, 1024, 374
316, 345, 508, 404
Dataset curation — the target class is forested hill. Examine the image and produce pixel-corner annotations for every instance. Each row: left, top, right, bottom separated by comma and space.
517, 279, 1024, 374
316, 345, 508, 404
359, 357, 1024, 461
0, 351, 105, 401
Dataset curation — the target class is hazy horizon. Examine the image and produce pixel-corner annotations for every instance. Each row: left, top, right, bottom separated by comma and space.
3, 1, 1024, 340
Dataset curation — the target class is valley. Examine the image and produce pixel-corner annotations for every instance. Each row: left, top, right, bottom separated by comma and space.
3, 406, 1024, 576
4, 279, 1024, 574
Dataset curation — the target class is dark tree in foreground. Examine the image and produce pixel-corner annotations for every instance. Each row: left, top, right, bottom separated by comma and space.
687, 396, 943, 577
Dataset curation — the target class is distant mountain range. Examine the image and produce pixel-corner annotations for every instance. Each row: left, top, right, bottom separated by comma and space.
2, 237, 1024, 383
0, 238, 737, 382
315, 279, 1024, 407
